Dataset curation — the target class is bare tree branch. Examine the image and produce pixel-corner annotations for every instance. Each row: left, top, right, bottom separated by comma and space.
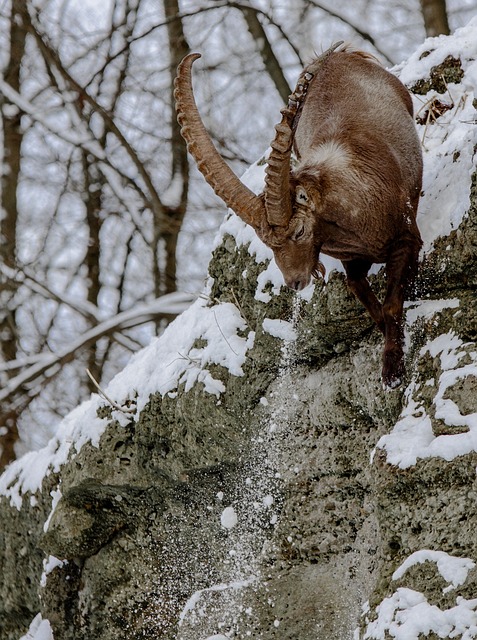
0, 78, 178, 236
0, 292, 196, 405
0, 264, 145, 355
306, 1, 394, 65
20, 6, 168, 225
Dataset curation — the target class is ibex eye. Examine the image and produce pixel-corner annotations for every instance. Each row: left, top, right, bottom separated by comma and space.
294, 226, 305, 240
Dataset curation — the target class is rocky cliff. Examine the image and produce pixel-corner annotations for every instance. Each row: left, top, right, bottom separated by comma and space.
1, 22, 477, 640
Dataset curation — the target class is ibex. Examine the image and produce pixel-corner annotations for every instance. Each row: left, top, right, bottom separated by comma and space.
174, 43, 423, 389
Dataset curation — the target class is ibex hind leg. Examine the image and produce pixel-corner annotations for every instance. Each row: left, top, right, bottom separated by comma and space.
343, 259, 385, 334
382, 233, 422, 389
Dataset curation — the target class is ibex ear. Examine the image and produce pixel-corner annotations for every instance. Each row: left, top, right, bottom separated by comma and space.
296, 185, 310, 204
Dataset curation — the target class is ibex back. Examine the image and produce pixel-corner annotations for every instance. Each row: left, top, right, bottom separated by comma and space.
174, 43, 423, 389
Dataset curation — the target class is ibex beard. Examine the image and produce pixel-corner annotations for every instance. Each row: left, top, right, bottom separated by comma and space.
174, 43, 423, 390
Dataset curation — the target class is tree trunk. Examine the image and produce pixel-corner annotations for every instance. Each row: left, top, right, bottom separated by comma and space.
83, 156, 103, 388
160, 0, 191, 295
241, 6, 292, 104
420, 0, 450, 36
0, 0, 27, 470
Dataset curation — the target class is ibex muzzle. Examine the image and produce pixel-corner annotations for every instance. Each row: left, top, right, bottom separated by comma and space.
174, 43, 423, 389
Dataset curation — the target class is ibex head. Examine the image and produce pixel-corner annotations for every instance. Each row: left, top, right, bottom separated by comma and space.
173, 47, 342, 290
258, 177, 324, 291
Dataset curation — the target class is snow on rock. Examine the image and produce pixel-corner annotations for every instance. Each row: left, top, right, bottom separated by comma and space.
362, 21, 477, 640
0, 296, 254, 508
394, 18, 477, 254
0, 400, 104, 509
40, 555, 67, 588
254, 260, 285, 303
405, 298, 460, 326
19, 614, 54, 640
396, 19, 477, 88
363, 589, 477, 640
375, 17, 477, 472
109, 296, 255, 405
43, 488, 62, 533
262, 318, 297, 342
376, 328, 477, 469
392, 550, 476, 593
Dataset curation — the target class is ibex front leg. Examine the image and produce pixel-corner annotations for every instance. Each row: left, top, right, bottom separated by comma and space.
381, 234, 421, 389
343, 259, 385, 334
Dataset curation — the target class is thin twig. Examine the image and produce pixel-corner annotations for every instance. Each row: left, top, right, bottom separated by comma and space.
230, 288, 251, 327
174, 351, 201, 365
86, 368, 136, 415
213, 310, 239, 356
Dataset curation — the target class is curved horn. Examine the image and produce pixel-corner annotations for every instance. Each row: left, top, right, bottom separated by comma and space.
264, 41, 345, 228
264, 105, 295, 227
174, 53, 265, 230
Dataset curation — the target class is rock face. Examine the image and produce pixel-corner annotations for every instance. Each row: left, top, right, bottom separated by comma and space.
1, 24, 477, 640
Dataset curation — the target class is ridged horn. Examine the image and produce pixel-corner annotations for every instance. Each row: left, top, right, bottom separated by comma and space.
263, 105, 295, 227
264, 41, 345, 228
174, 53, 266, 230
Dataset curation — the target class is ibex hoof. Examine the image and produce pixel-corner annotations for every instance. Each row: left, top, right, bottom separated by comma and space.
383, 374, 402, 390
382, 352, 405, 390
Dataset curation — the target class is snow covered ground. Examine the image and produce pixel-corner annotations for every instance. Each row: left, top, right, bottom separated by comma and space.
3, 18, 477, 640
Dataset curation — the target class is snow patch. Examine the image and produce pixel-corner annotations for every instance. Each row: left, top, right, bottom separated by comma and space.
405, 298, 460, 326
41, 555, 67, 588
363, 589, 477, 640
0, 400, 103, 509
397, 21, 477, 255
392, 550, 475, 593
43, 488, 62, 533
19, 614, 54, 640
262, 318, 297, 341
377, 331, 477, 469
